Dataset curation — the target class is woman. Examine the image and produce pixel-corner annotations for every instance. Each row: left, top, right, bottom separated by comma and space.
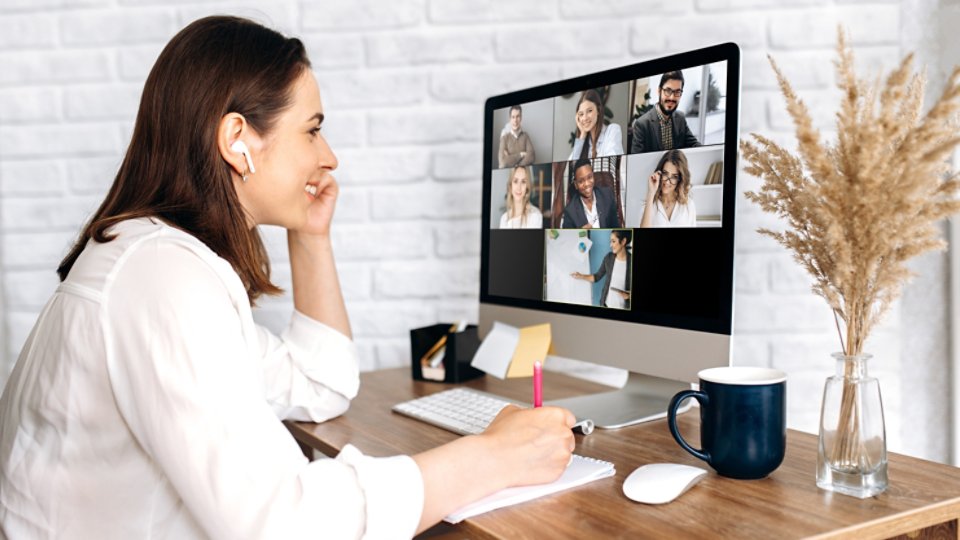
567, 89, 624, 160
499, 165, 543, 229
0, 17, 575, 539
639, 149, 698, 228
570, 229, 632, 309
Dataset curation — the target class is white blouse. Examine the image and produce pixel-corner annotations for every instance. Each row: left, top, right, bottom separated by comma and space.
604, 258, 628, 309
644, 197, 698, 227
0, 218, 423, 540
567, 123, 624, 160
499, 206, 542, 229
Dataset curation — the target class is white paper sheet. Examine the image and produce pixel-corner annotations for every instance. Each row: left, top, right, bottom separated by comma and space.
470, 321, 520, 379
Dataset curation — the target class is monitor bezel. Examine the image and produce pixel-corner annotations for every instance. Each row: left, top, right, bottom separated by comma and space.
480, 42, 740, 336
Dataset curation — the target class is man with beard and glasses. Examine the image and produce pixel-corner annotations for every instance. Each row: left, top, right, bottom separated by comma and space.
629, 71, 701, 154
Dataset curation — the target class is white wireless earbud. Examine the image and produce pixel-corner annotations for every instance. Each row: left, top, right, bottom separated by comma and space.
230, 140, 256, 174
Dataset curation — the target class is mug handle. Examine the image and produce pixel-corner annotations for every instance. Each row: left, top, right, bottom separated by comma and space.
667, 390, 711, 463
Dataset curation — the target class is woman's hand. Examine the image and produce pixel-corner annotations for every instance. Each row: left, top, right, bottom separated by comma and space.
481, 405, 576, 487
298, 171, 339, 237
648, 171, 661, 200
576, 115, 591, 139
412, 404, 576, 531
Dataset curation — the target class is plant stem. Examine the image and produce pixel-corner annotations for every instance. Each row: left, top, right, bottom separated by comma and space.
833, 310, 846, 354
829, 357, 876, 472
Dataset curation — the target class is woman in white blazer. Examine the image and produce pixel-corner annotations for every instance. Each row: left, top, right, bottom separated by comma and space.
0, 16, 575, 540
567, 88, 624, 160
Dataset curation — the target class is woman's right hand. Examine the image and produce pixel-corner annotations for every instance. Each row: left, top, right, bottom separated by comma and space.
648, 171, 661, 199
480, 405, 576, 487
576, 116, 590, 139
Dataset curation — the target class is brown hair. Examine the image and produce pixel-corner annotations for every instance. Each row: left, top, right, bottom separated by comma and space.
57, 16, 311, 303
654, 149, 692, 205
575, 89, 604, 159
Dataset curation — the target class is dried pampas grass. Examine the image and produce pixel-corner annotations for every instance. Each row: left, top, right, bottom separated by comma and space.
742, 28, 960, 356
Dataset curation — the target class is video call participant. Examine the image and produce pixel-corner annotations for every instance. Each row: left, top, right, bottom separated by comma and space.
561, 158, 621, 229
0, 16, 577, 539
630, 71, 701, 154
498, 105, 536, 168
639, 149, 697, 228
499, 165, 543, 229
570, 229, 632, 309
567, 89, 623, 160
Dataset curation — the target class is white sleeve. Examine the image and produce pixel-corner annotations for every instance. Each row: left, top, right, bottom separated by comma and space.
600, 123, 624, 157
499, 212, 508, 229
102, 240, 423, 540
255, 311, 360, 422
687, 197, 698, 227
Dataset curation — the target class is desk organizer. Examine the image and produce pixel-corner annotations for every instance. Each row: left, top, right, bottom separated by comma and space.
410, 323, 485, 383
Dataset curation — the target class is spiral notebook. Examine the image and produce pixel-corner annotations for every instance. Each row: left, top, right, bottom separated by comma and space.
444, 454, 616, 524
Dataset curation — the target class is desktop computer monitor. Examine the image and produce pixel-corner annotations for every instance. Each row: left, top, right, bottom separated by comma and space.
479, 43, 740, 429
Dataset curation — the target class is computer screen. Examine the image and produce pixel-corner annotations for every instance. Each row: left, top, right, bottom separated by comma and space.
479, 43, 740, 428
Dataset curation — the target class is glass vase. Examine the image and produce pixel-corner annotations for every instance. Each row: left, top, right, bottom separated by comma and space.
816, 353, 888, 498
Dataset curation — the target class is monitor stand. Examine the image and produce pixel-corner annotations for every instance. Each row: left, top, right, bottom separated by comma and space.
545, 372, 693, 429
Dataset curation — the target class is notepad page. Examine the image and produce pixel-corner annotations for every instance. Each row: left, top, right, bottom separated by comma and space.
444, 454, 615, 524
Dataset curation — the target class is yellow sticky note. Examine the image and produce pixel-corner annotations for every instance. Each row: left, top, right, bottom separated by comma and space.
506, 324, 551, 378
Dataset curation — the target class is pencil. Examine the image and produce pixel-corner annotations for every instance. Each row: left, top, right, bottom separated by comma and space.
421, 323, 459, 366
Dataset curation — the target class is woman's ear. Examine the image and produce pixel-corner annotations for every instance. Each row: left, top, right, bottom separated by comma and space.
217, 113, 259, 179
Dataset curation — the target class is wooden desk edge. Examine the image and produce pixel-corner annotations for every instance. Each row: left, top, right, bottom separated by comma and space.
807, 498, 960, 540
284, 369, 960, 540
284, 421, 335, 458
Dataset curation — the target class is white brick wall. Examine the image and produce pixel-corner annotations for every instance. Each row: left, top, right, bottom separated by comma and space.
0, 0, 952, 463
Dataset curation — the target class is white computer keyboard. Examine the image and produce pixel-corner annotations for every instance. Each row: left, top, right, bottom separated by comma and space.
392, 388, 517, 436
393, 387, 595, 435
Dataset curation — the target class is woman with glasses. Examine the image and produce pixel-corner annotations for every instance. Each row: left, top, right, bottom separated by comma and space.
639, 149, 698, 227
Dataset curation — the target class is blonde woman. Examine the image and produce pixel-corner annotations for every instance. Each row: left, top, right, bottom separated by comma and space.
567, 89, 623, 160
640, 149, 697, 227
499, 165, 543, 229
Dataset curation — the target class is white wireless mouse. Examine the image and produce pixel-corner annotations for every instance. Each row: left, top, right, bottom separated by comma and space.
622, 463, 708, 504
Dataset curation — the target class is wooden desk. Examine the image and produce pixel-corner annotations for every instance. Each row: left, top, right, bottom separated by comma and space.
287, 368, 960, 539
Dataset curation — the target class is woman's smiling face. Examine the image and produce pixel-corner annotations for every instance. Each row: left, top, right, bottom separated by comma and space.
511, 168, 529, 199
235, 70, 338, 230
576, 99, 598, 135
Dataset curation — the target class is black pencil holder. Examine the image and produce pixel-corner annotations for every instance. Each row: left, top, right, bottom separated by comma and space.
410, 323, 485, 383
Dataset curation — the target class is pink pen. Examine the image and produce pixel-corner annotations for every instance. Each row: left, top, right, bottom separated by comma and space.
533, 360, 543, 408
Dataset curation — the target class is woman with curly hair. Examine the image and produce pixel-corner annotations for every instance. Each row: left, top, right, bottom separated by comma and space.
639, 149, 697, 227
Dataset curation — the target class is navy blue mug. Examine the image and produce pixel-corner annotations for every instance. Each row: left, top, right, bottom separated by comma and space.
667, 367, 787, 479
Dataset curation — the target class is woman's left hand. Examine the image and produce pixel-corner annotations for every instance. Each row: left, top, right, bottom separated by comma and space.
299, 171, 339, 237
